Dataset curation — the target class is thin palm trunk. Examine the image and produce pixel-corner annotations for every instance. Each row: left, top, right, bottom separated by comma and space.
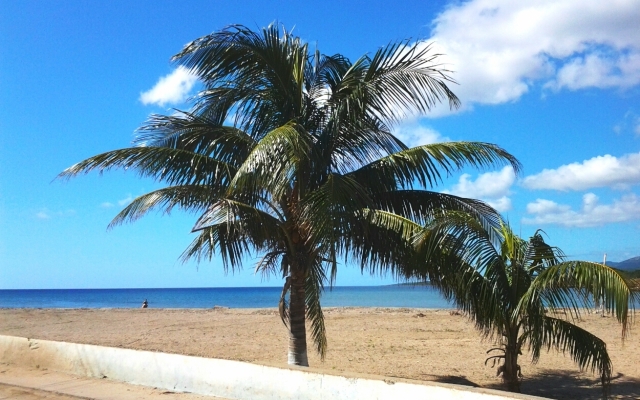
288, 266, 308, 366
502, 328, 521, 392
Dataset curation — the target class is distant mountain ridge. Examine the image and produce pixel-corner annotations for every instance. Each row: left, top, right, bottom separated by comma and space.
604, 256, 640, 271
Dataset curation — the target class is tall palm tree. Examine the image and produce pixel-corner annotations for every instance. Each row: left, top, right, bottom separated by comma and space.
60, 24, 521, 366
410, 213, 638, 393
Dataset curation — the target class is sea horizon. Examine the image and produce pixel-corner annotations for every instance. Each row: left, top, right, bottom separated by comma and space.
0, 285, 451, 309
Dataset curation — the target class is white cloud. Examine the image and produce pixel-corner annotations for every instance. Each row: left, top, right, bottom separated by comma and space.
118, 195, 133, 206
523, 193, 640, 227
486, 196, 512, 213
393, 124, 450, 147
444, 166, 516, 212
35, 209, 75, 220
613, 124, 622, 134
140, 66, 198, 107
101, 202, 114, 208
418, 0, 640, 116
546, 51, 640, 91
36, 211, 50, 220
613, 111, 640, 136
522, 152, 640, 191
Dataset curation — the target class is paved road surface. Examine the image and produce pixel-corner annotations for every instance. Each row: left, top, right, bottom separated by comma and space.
0, 365, 227, 400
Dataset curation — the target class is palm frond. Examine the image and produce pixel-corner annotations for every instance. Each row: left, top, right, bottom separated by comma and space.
192, 199, 284, 246
134, 112, 256, 162
316, 115, 406, 175
108, 185, 217, 228
524, 261, 638, 336
180, 222, 249, 271
409, 213, 511, 335
299, 173, 374, 248
363, 41, 461, 122
279, 276, 291, 327
525, 316, 612, 389
174, 24, 308, 138
343, 209, 422, 279
414, 212, 507, 285
59, 147, 235, 187
229, 122, 311, 200
521, 230, 564, 277
183, 200, 285, 270
305, 257, 328, 359
368, 190, 501, 228
347, 142, 521, 191
255, 250, 286, 280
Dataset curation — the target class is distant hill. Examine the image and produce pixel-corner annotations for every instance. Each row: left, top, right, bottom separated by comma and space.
611, 256, 640, 271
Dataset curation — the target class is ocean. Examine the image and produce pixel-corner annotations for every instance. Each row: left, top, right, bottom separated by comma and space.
0, 285, 453, 309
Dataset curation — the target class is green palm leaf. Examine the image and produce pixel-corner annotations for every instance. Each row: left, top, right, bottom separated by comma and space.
305, 257, 328, 359
109, 185, 218, 228
523, 261, 638, 336
525, 316, 612, 389
343, 209, 421, 279
368, 190, 500, 227
363, 41, 461, 121
59, 147, 235, 187
299, 173, 374, 248
135, 112, 256, 165
348, 142, 521, 191
229, 122, 311, 200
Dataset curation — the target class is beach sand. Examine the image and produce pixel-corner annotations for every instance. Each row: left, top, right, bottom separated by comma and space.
0, 308, 638, 399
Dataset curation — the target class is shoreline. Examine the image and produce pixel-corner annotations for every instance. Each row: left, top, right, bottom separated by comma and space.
1, 307, 638, 399
0, 286, 454, 309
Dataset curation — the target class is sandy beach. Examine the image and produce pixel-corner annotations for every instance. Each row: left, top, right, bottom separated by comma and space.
1, 307, 638, 399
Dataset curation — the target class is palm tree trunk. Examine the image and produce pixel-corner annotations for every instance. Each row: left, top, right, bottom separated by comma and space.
502, 331, 521, 392
287, 268, 308, 366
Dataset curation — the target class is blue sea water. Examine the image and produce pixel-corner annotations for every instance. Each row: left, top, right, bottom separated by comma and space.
0, 286, 453, 309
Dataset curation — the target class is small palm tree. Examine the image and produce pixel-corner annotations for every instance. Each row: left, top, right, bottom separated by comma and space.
60, 24, 521, 366
409, 213, 638, 393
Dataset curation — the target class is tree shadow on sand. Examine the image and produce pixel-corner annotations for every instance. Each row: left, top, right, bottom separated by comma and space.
483, 369, 640, 400
431, 375, 481, 387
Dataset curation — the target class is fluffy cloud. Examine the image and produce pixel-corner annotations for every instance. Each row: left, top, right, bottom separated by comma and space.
614, 111, 640, 136
547, 51, 640, 91
36, 211, 50, 220
393, 124, 450, 147
418, 0, 640, 116
35, 209, 76, 220
522, 152, 640, 191
140, 66, 198, 107
444, 166, 516, 212
118, 195, 133, 206
523, 193, 640, 227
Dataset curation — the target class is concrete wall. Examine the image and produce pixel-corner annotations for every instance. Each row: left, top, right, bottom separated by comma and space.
0, 335, 546, 400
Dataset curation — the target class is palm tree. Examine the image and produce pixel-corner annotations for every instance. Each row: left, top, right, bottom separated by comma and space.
60, 24, 521, 366
410, 213, 638, 393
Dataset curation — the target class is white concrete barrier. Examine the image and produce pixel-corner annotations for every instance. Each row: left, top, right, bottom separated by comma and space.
0, 335, 546, 400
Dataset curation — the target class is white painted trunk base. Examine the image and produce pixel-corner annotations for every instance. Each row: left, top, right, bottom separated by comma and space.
287, 348, 308, 366
0, 335, 547, 400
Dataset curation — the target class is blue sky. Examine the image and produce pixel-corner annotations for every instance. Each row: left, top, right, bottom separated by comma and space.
1, 0, 639, 289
